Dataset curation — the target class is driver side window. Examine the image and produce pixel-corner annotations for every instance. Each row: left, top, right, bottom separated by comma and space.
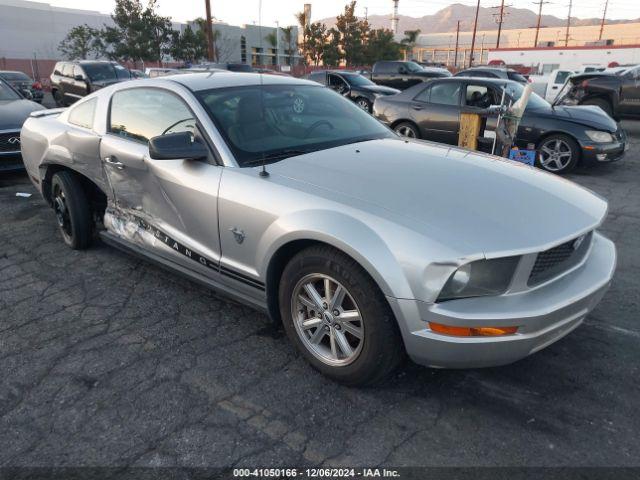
328, 74, 347, 92
109, 88, 196, 144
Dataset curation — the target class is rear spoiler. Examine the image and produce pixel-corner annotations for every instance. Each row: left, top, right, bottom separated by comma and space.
30, 107, 66, 118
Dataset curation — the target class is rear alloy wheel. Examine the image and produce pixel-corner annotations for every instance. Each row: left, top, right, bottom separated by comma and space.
394, 122, 419, 139
537, 134, 580, 174
51, 171, 93, 249
279, 245, 404, 386
355, 97, 372, 113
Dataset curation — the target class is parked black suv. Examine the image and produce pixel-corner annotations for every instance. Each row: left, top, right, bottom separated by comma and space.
51, 61, 131, 106
556, 65, 640, 119
307, 70, 399, 112
369, 61, 451, 90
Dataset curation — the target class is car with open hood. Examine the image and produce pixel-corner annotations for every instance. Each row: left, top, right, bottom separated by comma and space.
0, 78, 45, 172
20, 72, 616, 385
374, 77, 627, 174
555, 65, 640, 120
307, 70, 400, 112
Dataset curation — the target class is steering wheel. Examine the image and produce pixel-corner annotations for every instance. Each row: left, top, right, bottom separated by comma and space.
304, 120, 334, 138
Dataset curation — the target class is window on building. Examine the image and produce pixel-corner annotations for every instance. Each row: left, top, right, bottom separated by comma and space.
270, 48, 277, 65
251, 47, 264, 66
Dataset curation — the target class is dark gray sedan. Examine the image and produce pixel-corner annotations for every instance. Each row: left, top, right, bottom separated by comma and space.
374, 77, 627, 174
0, 78, 45, 172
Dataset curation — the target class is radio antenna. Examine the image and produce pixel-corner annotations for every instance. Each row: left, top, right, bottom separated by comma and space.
258, 0, 269, 177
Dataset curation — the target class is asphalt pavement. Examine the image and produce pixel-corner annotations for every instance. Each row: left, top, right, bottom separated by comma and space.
0, 112, 639, 470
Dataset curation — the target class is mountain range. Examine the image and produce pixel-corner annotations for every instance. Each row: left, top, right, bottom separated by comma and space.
318, 3, 639, 34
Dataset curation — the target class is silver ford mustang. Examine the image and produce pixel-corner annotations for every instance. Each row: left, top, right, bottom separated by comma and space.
20, 72, 616, 385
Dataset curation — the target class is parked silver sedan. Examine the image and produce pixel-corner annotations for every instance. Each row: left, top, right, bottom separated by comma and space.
20, 72, 616, 385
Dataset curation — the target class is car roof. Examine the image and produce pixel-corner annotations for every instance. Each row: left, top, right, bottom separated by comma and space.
432, 76, 518, 86
167, 71, 315, 91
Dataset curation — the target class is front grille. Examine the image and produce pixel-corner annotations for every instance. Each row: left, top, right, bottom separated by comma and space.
0, 131, 21, 153
528, 231, 593, 286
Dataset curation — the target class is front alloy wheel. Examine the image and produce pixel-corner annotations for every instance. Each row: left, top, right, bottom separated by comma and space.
356, 98, 372, 113
291, 274, 364, 366
537, 134, 579, 173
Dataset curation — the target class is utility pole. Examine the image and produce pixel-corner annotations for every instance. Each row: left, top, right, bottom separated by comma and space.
454, 20, 460, 68
468, 0, 481, 68
564, 0, 572, 47
492, 0, 510, 48
364, 6, 368, 20
204, 0, 215, 62
599, 0, 608, 40
532, 0, 550, 47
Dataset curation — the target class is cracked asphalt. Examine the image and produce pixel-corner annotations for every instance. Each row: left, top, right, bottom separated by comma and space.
1, 121, 639, 470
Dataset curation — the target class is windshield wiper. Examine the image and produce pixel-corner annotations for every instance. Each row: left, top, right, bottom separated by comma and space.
244, 149, 310, 166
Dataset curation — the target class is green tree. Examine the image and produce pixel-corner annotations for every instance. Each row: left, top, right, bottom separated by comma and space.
280, 26, 297, 65
295, 10, 309, 64
170, 25, 206, 63
303, 22, 328, 66
333, 1, 369, 66
97, 0, 174, 63
322, 28, 341, 67
401, 29, 421, 60
58, 25, 100, 60
364, 29, 401, 64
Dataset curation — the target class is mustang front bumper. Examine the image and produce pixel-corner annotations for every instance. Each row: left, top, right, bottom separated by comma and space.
388, 232, 616, 368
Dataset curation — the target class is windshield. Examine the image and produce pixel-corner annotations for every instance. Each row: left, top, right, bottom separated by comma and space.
197, 84, 394, 166
504, 82, 550, 110
0, 80, 21, 100
342, 73, 374, 86
1, 72, 30, 82
82, 63, 120, 82
405, 62, 424, 73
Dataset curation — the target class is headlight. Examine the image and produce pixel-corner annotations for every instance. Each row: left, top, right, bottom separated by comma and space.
437, 257, 520, 302
585, 130, 614, 143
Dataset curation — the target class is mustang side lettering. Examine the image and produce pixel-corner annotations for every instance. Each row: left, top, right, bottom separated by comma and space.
20, 72, 616, 385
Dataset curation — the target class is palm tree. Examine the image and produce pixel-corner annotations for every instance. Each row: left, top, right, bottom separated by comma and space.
295, 10, 308, 64
401, 29, 421, 60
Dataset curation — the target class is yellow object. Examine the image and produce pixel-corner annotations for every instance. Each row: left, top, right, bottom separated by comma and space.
429, 322, 518, 337
458, 112, 482, 150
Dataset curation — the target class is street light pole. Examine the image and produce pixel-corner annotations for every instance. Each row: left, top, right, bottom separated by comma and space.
454, 20, 460, 68
204, 0, 215, 62
275, 20, 280, 66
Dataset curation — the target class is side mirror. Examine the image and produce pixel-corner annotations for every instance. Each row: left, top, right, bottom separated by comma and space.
74, 74, 85, 81
398, 66, 407, 74
149, 132, 209, 161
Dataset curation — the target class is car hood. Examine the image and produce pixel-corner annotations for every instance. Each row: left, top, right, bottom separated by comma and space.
531, 105, 618, 132
357, 84, 400, 95
267, 138, 607, 256
0, 99, 45, 129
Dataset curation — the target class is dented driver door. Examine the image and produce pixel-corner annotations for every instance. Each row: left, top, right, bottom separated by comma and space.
100, 86, 223, 279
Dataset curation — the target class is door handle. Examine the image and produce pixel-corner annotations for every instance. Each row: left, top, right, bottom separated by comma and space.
411, 104, 423, 110
104, 156, 125, 170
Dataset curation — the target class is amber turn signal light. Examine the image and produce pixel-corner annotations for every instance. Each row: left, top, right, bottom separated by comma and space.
429, 322, 518, 337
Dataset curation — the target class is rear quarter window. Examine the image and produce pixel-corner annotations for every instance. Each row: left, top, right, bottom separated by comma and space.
68, 98, 97, 129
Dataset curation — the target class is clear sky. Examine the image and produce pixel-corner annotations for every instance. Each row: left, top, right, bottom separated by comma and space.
42, 0, 640, 26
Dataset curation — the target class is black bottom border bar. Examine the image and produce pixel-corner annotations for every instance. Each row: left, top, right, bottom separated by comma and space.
1, 467, 640, 480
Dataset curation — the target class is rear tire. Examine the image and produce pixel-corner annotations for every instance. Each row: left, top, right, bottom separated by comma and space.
393, 121, 420, 139
355, 97, 372, 113
51, 171, 93, 250
279, 245, 404, 386
582, 97, 613, 118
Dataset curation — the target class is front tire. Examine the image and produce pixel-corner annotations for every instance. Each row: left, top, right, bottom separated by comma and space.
53, 89, 65, 107
536, 134, 580, 174
279, 245, 404, 386
51, 171, 93, 250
